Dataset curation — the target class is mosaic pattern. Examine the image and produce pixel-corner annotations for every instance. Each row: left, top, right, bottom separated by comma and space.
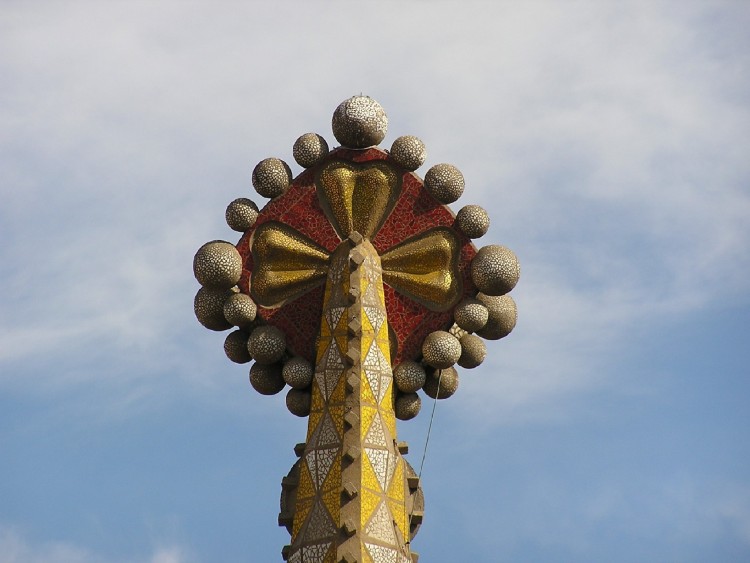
316, 159, 401, 240
470, 244, 521, 296
389, 135, 426, 171
252, 157, 292, 198
423, 163, 464, 204
332, 95, 388, 149
194, 96, 522, 563
455, 204, 490, 239
287, 239, 411, 561
193, 241, 242, 289
235, 146, 478, 364
288, 247, 348, 561
476, 293, 518, 340
225, 197, 259, 232
293, 133, 329, 168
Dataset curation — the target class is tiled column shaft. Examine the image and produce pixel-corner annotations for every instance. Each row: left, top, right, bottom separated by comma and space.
288, 236, 411, 563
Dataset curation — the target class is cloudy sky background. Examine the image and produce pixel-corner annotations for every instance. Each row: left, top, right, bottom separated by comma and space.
1, 1, 749, 561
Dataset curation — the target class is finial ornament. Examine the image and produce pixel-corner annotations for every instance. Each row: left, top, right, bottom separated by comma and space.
192, 95, 520, 562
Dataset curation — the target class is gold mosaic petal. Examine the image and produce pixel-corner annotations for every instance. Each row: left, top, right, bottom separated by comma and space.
380, 227, 462, 312
316, 160, 401, 239
250, 221, 330, 307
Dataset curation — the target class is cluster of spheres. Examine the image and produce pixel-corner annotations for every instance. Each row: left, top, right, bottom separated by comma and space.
193, 95, 519, 421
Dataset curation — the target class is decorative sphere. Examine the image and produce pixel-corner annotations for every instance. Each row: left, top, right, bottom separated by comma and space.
471, 245, 520, 296
282, 356, 314, 389
286, 388, 312, 417
453, 297, 489, 332
331, 95, 388, 148
422, 366, 459, 399
395, 392, 422, 420
421, 330, 462, 369
224, 330, 251, 364
458, 334, 487, 369
455, 205, 490, 239
194, 286, 236, 331
247, 325, 286, 364
193, 240, 242, 289
223, 293, 257, 327
293, 133, 329, 168
424, 163, 464, 204
225, 198, 259, 232
249, 362, 285, 395
390, 136, 426, 170
393, 361, 427, 393
252, 157, 292, 198
476, 293, 518, 340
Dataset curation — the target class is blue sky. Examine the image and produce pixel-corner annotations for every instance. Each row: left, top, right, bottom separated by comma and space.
1, 1, 749, 562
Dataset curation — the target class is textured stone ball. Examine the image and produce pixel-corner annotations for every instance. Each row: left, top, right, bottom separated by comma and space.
293, 133, 329, 168
194, 286, 236, 331
458, 333, 487, 369
421, 330, 462, 369
252, 157, 292, 198
286, 388, 312, 417
390, 135, 426, 171
331, 95, 388, 148
395, 392, 422, 421
224, 329, 251, 364
247, 325, 286, 365
424, 163, 464, 204
422, 366, 459, 400
471, 245, 520, 296
455, 205, 490, 239
223, 293, 257, 327
282, 356, 314, 389
393, 361, 427, 393
453, 297, 489, 333
249, 362, 285, 395
476, 293, 518, 340
225, 197, 259, 232
193, 241, 242, 289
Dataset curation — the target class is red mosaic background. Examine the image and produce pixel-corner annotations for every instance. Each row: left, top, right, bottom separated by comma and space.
236, 147, 477, 365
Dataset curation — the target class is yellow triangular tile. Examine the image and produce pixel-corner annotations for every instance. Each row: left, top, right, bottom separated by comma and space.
306, 406, 323, 441
360, 406, 377, 441
292, 497, 313, 538
387, 457, 405, 503
362, 451, 383, 495
297, 459, 315, 500
360, 487, 381, 526
388, 498, 408, 541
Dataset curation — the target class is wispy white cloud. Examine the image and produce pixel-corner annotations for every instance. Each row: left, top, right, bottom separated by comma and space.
0, 526, 193, 563
0, 2, 747, 424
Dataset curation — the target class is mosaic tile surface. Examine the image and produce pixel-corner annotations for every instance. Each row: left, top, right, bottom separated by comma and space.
236, 146, 477, 365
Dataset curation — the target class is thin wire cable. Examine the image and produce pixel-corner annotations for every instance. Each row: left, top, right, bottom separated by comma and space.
406, 367, 443, 546
417, 368, 442, 480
